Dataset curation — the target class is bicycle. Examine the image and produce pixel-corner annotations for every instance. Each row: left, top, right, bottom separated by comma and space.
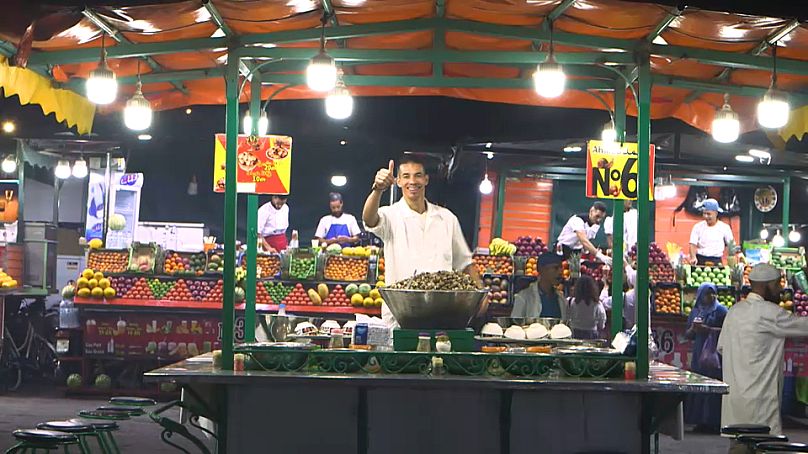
0, 298, 58, 391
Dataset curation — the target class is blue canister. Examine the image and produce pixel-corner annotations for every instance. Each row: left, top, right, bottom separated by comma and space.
354, 323, 369, 345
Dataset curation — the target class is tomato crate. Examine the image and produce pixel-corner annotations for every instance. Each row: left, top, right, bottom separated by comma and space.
240, 254, 281, 279
472, 254, 514, 276
323, 254, 369, 282
652, 285, 683, 316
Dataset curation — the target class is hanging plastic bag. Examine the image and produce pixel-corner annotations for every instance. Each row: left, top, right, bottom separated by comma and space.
698, 331, 721, 373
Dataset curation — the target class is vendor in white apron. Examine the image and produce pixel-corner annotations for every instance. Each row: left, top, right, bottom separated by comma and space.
257, 195, 289, 252
315, 192, 362, 248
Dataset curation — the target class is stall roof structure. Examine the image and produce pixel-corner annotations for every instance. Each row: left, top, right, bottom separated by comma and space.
0, 0, 807, 134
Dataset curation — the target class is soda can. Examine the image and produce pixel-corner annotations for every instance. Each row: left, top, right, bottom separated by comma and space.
354, 323, 369, 345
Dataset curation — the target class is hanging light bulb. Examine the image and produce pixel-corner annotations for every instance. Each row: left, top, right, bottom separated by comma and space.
86, 34, 118, 105
711, 93, 740, 143
1, 156, 16, 174
72, 158, 88, 178
242, 111, 269, 136
479, 174, 493, 195
306, 18, 337, 92
54, 160, 71, 179
533, 26, 565, 98
789, 226, 801, 244
601, 120, 617, 143
772, 230, 785, 248
757, 90, 790, 129
325, 71, 353, 120
757, 44, 790, 129
124, 64, 152, 131
760, 228, 770, 240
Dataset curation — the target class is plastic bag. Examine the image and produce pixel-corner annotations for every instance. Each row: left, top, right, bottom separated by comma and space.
698, 331, 721, 373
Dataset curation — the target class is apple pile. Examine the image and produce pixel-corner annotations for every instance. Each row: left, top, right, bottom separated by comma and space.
788, 290, 808, 316
514, 236, 548, 257
323, 285, 351, 306
255, 283, 273, 305
628, 242, 675, 283
484, 276, 509, 305
202, 280, 224, 303
282, 284, 311, 306
473, 255, 514, 275
123, 277, 154, 300
580, 263, 606, 281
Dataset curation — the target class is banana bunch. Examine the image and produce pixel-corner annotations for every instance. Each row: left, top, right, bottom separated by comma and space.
489, 238, 516, 256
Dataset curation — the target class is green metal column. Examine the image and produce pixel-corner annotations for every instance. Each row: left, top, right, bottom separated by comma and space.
222, 51, 239, 370
492, 172, 507, 239
610, 80, 626, 338
244, 74, 261, 343
636, 54, 652, 379
783, 177, 791, 244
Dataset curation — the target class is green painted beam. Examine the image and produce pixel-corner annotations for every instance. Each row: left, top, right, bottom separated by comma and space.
434, 0, 446, 77
783, 177, 791, 245
636, 52, 652, 380
646, 8, 682, 42
240, 47, 635, 65
260, 73, 613, 90
25, 18, 808, 77
81, 8, 187, 94
492, 172, 507, 239
222, 51, 240, 371
655, 75, 808, 103
546, 0, 577, 24
203, 0, 234, 37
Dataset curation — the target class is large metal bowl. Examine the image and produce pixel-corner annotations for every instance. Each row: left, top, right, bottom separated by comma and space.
379, 288, 488, 329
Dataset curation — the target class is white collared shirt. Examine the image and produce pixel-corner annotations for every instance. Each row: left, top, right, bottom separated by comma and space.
365, 199, 474, 326
257, 202, 289, 237
689, 220, 733, 257
557, 214, 600, 250
604, 208, 638, 249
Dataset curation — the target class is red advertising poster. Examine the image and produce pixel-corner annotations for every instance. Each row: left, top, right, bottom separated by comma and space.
212, 134, 292, 194
82, 312, 245, 360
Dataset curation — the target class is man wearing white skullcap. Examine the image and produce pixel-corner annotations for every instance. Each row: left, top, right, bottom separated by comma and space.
718, 264, 808, 435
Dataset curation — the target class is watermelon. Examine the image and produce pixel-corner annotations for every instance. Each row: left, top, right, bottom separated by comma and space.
94, 374, 112, 389
66, 373, 82, 388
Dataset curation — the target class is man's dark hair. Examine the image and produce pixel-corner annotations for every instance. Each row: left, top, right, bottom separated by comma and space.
592, 201, 608, 213
398, 154, 428, 174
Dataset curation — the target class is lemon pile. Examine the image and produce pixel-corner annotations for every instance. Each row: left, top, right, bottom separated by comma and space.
76, 268, 116, 299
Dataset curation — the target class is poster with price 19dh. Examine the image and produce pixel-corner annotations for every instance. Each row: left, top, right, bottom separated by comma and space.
585, 140, 655, 200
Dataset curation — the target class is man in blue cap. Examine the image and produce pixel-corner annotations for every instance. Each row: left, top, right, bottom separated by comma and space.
689, 198, 735, 265
511, 252, 566, 319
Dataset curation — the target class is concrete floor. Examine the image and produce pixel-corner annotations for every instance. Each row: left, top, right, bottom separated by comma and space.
2, 387, 808, 453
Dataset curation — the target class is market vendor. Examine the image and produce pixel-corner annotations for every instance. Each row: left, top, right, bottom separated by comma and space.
604, 200, 638, 250
688, 198, 735, 265
554, 202, 612, 265
511, 252, 566, 319
315, 192, 361, 248
257, 195, 289, 252
362, 157, 481, 327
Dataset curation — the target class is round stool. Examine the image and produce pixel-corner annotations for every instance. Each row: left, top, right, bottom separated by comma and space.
77, 410, 130, 421
70, 419, 121, 454
37, 420, 107, 454
722, 424, 772, 454
96, 405, 144, 417
5, 429, 79, 453
755, 442, 808, 453
109, 396, 156, 407
732, 435, 789, 454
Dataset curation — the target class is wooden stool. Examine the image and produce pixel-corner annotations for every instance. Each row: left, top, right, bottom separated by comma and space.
5, 429, 79, 453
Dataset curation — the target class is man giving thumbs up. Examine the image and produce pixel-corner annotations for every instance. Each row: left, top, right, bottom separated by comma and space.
362, 155, 482, 327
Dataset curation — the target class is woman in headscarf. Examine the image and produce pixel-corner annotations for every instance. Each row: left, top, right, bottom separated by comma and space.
683, 282, 728, 432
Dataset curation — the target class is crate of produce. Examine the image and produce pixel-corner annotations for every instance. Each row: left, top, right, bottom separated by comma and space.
684, 265, 731, 287
205, 249, 225, 274
162, 251, 207, 276
284, 249, 318, 281
653, 285, 682, 315
483, 275, 510, 305
323, 255, 369, 282
128, 242, 159, 274
87, 249, 130, 274
771, 247, 806, 270
473, 254, 514, 275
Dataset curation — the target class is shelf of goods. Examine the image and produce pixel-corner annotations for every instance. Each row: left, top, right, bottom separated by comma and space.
71, 246, 384, 317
